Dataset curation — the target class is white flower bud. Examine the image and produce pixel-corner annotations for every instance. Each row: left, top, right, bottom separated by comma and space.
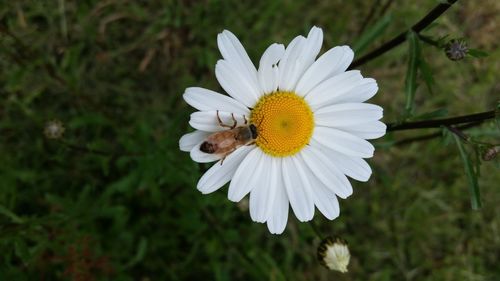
317, 237, 350, 273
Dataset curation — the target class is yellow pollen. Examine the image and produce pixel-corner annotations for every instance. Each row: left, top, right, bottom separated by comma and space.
250, 91, 314, 157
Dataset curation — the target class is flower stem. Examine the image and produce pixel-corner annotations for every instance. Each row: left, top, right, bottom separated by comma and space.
357, 0, 383, 36
393, 121, 482, 146
349, 0, 458, 69
418, 34, 442, 48
445, 125, 469, 142
387, 110, 497, 131
58, 140, 141, 157
310, 221, 325, 239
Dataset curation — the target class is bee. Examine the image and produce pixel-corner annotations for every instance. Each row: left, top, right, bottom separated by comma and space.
200, 110, 258, 164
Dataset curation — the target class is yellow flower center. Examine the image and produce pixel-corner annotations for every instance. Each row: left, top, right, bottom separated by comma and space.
250, 91, 314, 157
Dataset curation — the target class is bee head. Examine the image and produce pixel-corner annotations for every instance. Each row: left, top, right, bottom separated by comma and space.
249, 124, 258, 139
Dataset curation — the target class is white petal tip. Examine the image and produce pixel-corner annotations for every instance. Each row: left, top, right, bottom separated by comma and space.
356, 175, 371, 182
323, 213, 340, 221
227, 193, 241, 203
336, 191, 353, 200
268, 227, 286, 235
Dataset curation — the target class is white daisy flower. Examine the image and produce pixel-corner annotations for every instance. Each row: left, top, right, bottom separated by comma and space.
179, 26, 386, 234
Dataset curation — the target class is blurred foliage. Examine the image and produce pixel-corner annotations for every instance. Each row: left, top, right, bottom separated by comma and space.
0, 0, 499, 280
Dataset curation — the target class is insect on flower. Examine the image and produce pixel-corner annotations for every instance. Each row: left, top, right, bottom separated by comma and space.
179, 26, 386, 234
200, 110, 259, 164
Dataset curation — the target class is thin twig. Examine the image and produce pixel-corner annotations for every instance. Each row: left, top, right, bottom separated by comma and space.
357, 0, 383, 36
393, 122, 482, 146
387, 110, 497, 131
377, 0, 395, 19
418, 34, 442, 48
349, 0, 458, 69
445, 125, 469, 142
59, 141, 116, 157
58, 140, 140, 157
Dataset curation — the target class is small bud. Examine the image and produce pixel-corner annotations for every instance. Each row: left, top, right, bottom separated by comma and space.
482, 146, 499, 161
44, 119, 65, 139
445, 39, 468, 61
317, 236, 350, 273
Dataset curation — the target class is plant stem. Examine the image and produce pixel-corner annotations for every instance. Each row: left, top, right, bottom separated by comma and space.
377, 0, 396, 20
387, 110, 497, 131
310, 221, 324, 239
393, 121, 482, 146
349, 0, 458, 69
418, 34, 442, 48
445, 125, 469, 142
357, 0, 383, 36
58, 140, 141, 157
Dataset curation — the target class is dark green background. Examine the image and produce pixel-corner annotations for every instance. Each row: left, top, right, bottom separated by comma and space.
1, 0, 499, 280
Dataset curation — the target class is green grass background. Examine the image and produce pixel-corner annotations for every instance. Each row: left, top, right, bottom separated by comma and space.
1, 0, 499, 280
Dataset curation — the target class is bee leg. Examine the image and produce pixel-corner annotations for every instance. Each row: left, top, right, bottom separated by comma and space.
230, 113, 237, 129
246, 141, 256, 146
243, 115, 248, 125
219, 150, 234, 165
220, 156, 226, 165
216, 110, 233, 128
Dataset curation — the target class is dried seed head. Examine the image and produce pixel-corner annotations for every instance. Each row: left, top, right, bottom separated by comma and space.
445, 39, 468, 61
317, 236, 350, 273
482, 146, 499, 161
44, 120, 65, 139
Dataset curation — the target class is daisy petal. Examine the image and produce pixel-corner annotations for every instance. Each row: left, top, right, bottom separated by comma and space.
183, 87, 249, 115
249, 155, 279, 223
279, 26, 323, 92
217, 30, 259, 88
313, 127, 375, 158
228, 148, 264, 202
282, 156, 315, 222
313, 184, 340, 220
296, 46, 354, 96
266, 166, 289, 234
315, 103, 383, 127
303, 163, 340, 220
179, 130, 210, 152
312, 139, 372, 182
331, 152, 372, 182
197, 146, 254, 194
278, 35, 305, 91
339, 121, 387, 140
301, 146, 353, 199
189, 111, 249, 132
305, 70, 364, 110
299, 26, 324, 70
329, 78, 378, 104
190, 141, 222, 163
215, 59, 260, 107
258, 43, 285, 95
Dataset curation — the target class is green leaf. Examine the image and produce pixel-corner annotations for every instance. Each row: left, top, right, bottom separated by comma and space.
404, 31, 420, 116
353, 14, 392, 54
468, 48, 488, 58
451, 134, 481, 210
0, 204, 24, 224
419, 56, 435, 94
124, 237, 148, 268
